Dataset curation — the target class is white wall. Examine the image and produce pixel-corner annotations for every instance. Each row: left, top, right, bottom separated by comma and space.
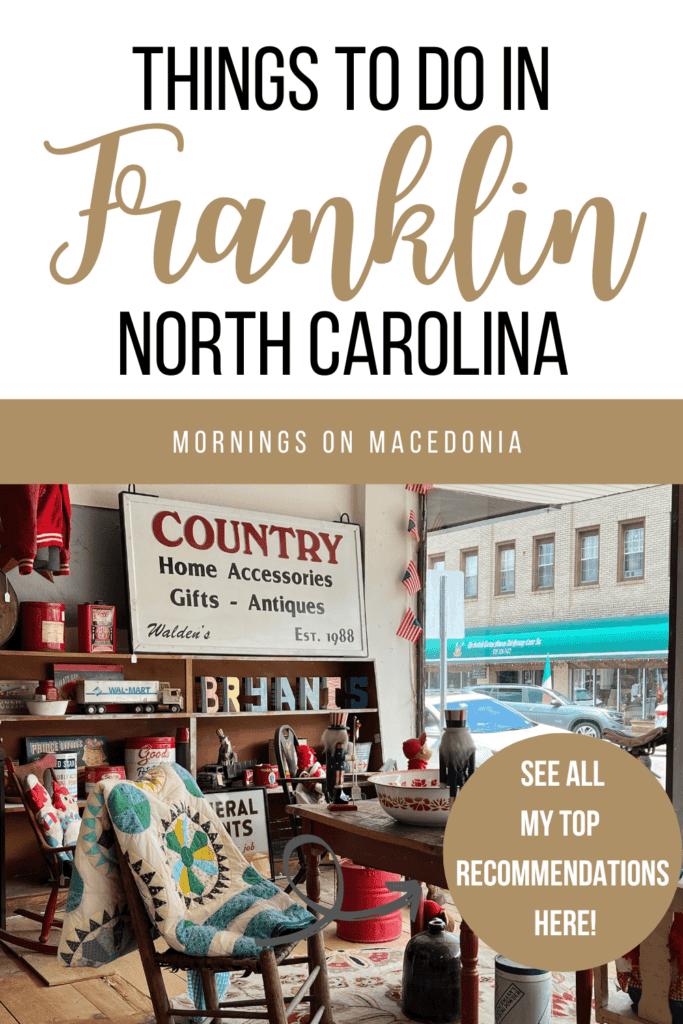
69, 482, 415, 766
363, 484, 417, 766
70, 484, 363, 526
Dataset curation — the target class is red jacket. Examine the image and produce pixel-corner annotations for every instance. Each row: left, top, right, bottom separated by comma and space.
0, 485, 71, 579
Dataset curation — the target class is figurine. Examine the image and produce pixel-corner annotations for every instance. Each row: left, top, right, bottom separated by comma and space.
216, 728, 238, 768
439, 707, 476, 798
322, 711, 352, 806
403, 732, 432, 771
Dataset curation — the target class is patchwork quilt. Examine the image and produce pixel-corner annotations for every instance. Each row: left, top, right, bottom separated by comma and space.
57, 762, 314, 970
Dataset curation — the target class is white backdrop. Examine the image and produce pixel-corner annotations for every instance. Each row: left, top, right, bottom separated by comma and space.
3, 0, 679, 400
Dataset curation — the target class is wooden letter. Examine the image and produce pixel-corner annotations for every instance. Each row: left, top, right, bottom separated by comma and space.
220, 676, 241, 712
243, 676, 268, 713
296, 676, 320, 710
271, 677, 296, 711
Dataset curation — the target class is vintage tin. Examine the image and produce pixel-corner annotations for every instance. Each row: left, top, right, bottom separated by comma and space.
243, 768, 254, 786
254, 763, 278, 788
78, 603, 116, 653
54, 751, 79, 798
85, 765, 126, 793
125, 736, 175, 780
21, 602, 65, 652
494, 957, 551, 1024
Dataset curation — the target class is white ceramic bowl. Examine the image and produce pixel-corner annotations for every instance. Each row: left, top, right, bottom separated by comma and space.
26, 699, 68, 716
367, 769, 452, 827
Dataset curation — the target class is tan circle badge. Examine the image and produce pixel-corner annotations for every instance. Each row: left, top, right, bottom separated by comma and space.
444, 733, 681, 971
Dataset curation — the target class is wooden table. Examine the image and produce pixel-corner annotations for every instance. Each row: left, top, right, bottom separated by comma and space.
291, 800, 593, 1024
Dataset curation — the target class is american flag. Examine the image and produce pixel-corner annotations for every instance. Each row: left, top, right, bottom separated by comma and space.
407, 509, 420, 542
396, 609, 423, 642
402, 560, 422, 595
405, 484, 434, 494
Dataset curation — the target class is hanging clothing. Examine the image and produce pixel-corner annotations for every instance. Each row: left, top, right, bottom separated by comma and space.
0, 485, 71, 580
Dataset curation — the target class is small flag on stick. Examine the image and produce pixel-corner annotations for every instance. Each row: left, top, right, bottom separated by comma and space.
401, 560, 422, 595
542, 655, 552, 689
396, 609, 423, 642
408, 509, 420, 542
405, 484, 434, 494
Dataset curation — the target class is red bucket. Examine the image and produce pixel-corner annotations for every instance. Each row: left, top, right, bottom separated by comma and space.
20, 602, 65, 651
335, 859, 404, 942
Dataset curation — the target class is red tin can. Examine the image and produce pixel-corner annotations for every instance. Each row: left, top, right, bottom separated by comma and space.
243, 768, 254, 787
254, 764, 278, 788
78, 603, 116, 653
85, 765, 126, 794
21, 602, 65, 651
125, 736, 176, 780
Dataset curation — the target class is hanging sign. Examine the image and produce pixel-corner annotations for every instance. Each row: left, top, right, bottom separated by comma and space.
120, 492, 367, 657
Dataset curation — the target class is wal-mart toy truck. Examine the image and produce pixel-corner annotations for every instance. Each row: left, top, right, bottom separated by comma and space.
76, 679, 184, 714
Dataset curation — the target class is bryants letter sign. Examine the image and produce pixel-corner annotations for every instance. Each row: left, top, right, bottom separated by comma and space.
120, 492, 367, 657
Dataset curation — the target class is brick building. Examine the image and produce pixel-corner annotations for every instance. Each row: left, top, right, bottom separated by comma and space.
425, 485, 670, 719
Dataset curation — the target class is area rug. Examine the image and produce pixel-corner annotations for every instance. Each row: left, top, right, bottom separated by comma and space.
198, 944, 583, 1024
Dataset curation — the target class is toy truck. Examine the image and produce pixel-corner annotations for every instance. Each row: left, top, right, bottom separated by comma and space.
76, 679, 184, 714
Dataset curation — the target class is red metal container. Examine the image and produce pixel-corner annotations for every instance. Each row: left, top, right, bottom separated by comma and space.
125, 736, 176, 780
335, 860, 403, 942
78, 603, 116, 653
85, 765, 126, 794
254, 764, 278, 788
20, 602, 65, 651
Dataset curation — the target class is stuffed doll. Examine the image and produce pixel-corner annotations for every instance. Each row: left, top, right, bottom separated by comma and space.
615, 944, 642, 1013
403, 732, 432, 771
423, 899, 457, 933
24, 774, 80, 863
295, 744, 326, 804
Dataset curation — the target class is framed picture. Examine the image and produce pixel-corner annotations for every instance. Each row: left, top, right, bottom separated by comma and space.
200, 786, 275, 881
0, 681, 40, 713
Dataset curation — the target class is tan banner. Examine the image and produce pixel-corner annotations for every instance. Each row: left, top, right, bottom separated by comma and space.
3, 399, 682, 481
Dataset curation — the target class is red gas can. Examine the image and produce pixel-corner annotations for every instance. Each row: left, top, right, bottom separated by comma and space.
21, 602, 65, 651
78, 603, 116, 653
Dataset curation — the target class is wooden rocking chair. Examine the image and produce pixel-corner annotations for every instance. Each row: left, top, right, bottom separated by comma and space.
0, 755, 77, 955
115, 832, 332, 1024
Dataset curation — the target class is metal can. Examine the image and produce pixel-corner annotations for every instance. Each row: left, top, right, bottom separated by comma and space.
254, 763, 278, 788
20, 602, 65, 652
85, 765, 126, 793
494, 957, 551, 1024
78, 603, 116, 653
54, 751, 78, 798
125, 736, 176, 780
243, 768, 254, 786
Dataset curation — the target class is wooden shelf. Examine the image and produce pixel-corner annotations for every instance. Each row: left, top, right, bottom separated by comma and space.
0, 708, 378, 722
3, 650, 185, 661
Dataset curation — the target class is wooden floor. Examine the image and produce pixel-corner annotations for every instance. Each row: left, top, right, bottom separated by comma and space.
0, 866, 417, 1024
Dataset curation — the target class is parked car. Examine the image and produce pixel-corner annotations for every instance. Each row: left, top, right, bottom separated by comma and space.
463, 683, 623, 738
423, 691, 568, 766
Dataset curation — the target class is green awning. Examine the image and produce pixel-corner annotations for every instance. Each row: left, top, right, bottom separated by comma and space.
425, 614, 669, 664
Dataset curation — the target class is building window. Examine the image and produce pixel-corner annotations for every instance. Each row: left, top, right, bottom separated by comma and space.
619, 519, 645, 581
534, 535, 555, 590
461, 548, 478, 598
429, 554, 445, 571
496, 542, 515, 594
576, 527, 599, 585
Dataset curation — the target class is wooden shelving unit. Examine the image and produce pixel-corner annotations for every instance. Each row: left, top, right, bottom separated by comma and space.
0, 649, 383, 883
